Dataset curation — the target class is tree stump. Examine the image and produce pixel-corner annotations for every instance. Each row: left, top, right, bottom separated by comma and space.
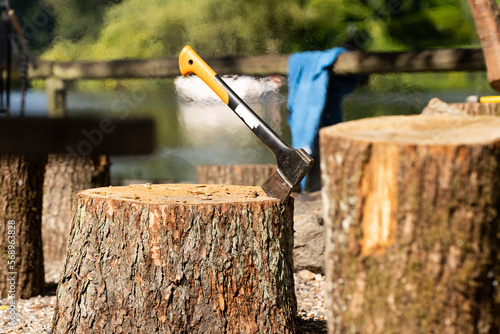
197, 164, 277, 186
450, 102, 500, 115
0, 155, 46, 298
320, 115, 500, 334
52, 184, 298, 333
42, 154, 110, 262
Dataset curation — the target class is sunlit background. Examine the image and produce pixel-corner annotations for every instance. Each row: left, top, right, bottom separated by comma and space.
3, 0, 496, 184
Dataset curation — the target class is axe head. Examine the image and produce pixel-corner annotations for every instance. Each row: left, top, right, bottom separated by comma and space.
261, 148, 314, 203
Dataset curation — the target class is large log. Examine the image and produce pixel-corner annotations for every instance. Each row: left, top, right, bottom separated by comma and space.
197, 164, 276, 186
332, 48, 486, 75
42, 154, 110, 262
28, 49, 486, 80
52, 184, 298, 333
0, 155, 46, 298
320, 115, 500, 333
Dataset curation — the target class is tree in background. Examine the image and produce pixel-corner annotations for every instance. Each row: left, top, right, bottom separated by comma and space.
43, 0, 331, 60
8, 0, 55, 55
339, 0, 477, 50
44, 0, 122, 42
385, 0, 476, 50
39, 0, 478, 60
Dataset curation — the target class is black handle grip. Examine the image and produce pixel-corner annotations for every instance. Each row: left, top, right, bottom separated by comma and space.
214, 75, 292, 158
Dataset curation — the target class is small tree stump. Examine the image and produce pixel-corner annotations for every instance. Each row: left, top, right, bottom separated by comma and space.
0, 155, 46, 298
450, 102, 500, 115
197, 164, 277, 186
320, 115, 500, 334
42, 154, 110, 262
52, 184, 298, 333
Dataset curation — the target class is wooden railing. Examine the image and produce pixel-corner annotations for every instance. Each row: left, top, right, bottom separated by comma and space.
28, 48, 486, 115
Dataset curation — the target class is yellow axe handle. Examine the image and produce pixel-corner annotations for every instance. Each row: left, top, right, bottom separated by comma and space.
480, 95, 500, 103
178, 45, 229, 105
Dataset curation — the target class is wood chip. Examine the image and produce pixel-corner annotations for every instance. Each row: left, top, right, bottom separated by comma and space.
421, 98, 469, 116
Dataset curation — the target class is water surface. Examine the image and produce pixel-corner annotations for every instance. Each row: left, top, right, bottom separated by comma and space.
4, 73, 494, 184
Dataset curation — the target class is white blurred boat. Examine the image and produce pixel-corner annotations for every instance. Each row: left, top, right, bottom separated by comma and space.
174, 75, 285, 148
174, 75, 282, 103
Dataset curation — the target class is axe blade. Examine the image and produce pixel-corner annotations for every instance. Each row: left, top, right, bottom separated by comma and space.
261, 169, 293, 203
262, 148, 314, 203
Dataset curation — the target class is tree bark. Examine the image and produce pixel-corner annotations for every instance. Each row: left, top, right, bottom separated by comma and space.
197, 164, 276, 186
42, 154, 110, 262
52, 184, 298, 333
450, 102, 500, 116
0, 155, 46, 298
320, 115, 500, 334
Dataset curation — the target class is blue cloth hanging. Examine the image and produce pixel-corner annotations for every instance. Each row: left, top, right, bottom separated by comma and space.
287, 47, 359, 190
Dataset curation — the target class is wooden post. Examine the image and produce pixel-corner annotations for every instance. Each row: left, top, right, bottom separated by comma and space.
320, 115, 500, 333
0, 155, 46, 298
52, 184, 298, 333
197, 164, 276, 186
45, 76, 67, 117
43, 74, 111, 264
467, 0, 500, 91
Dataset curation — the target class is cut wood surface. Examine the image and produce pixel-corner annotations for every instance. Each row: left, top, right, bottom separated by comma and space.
320, 115, 500, 333
52, 184, 298, 333
197, 164, 276, 186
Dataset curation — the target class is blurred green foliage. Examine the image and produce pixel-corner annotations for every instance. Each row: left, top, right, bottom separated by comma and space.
9, 0, 56, 55
44, 0, 122, 41
34, 0, 479, 62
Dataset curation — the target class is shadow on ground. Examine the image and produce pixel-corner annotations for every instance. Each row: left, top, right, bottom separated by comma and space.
298, 318, 327, 333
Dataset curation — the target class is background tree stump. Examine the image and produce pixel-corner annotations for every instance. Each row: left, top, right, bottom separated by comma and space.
42, 154, 110, 262
0, 155, 46, 298
52, 184, 298, 333
197, 164, 277, 186
320, 115, 500, 334
450, 102, 500, 115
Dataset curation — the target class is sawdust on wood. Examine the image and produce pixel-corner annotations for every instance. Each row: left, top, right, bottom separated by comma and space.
83, 183, 273, 204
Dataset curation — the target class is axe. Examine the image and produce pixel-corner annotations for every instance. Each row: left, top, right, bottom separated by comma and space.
179, 45, 313, 203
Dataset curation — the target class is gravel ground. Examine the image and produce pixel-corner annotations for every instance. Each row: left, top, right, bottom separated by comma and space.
1, 262, 326, 333
0, 262, 60, 334
295, 270, 328, 333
